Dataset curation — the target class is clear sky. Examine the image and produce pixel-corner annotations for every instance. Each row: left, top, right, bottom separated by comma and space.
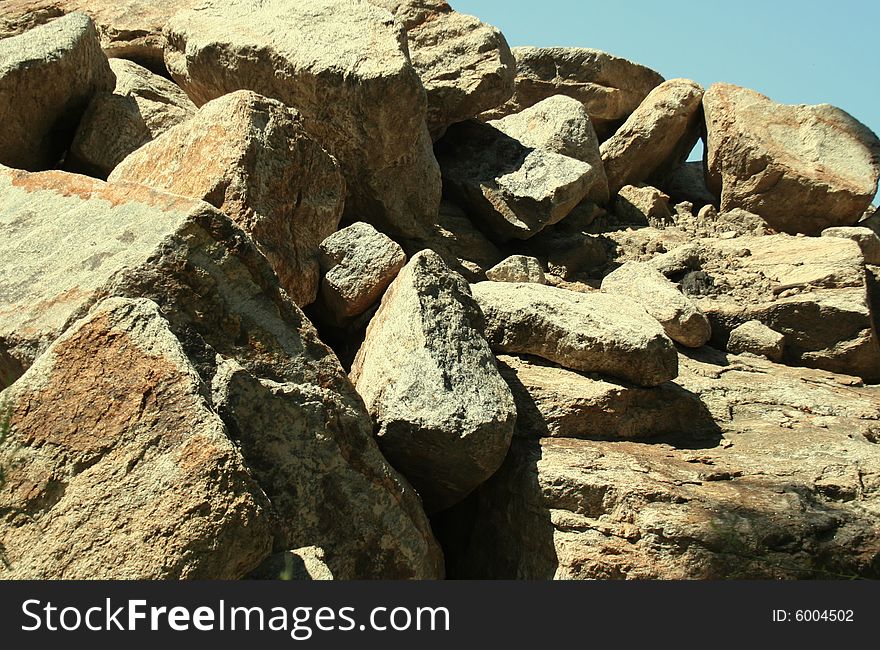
453, 0, 880, 148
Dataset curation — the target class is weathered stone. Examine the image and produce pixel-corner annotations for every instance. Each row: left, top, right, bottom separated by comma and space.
600, 79, 705, 194
0, 298, 274, 579
0, 166, 444, 579
351, 251, 517, 512
727, 320, 785, 361
410, 200, 505, 282
527, 229, 609, 281
318, 222, 407, 323
490, 95, 609, 203
110, 90, 344, 306
472, 282, 678, 386
0, 1, 199, 72
615, 184, 673, 226
497, 354, 716, 441
486, 256, 547, 285
602, 261, 711, 348
67, 58, 197, 178
164, 0, 441, 242
436, 120, 597, 240
372, 0, 515, 138
657, 160, 718, 207
450, 349, 880, 579
212, 358, 444, 578
248, 546, 334, 580
0, 13, 115, 170
650, 234, 880, 380
822, 226, 880, 265
703, 83, 880, 235
481, 47, 665, 139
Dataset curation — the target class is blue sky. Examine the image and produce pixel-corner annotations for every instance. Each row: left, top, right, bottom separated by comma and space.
454, 0, 880, 146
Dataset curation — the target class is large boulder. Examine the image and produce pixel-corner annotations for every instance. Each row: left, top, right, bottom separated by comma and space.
110, 90, 345, 307
490, 95, 609, 204
67, 58, 197, 178
481, 47, 665, 139
350, 251, 517, 513
821, 226, 880, 265
472, 282, 679, 387
372, 0, 515, 138
0, 1, 199, 72
703, 83, 880, 235
318, 222, 407, 323
651, 234, 880, 380
449, 349, 880, 579
436, 120, 599, 240
163, 0, 441, 242
0, 298, 274, 579
496, 354, 716, 441
0, 13, 115, 170
600, 79, 705, 194
601, 261, 711, 348
486, 256, 547, 285
0, 166, 444, 578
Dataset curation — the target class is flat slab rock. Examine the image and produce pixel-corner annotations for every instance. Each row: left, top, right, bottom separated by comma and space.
0, 13, 115, 171
450, 349, 880, 579
704, 83, 880, 235
650, 234, 880, 380
436, 120, 598, 240
164, 0, 440, 242
481, 47, 664, 139
601, 261, 711, 348
472, 281, 679, 387
110, 90, 344, 307
351, 250, 516, 512
0, 298, 275, 579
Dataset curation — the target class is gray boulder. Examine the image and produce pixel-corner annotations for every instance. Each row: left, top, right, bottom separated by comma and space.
351, 251, 517, 513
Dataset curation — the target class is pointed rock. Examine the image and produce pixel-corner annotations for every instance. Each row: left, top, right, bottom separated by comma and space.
110, 90, 345, 306
351, 250, 517, 513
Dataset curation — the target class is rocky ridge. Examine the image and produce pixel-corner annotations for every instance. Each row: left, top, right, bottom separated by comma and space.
0, 2, 879, 580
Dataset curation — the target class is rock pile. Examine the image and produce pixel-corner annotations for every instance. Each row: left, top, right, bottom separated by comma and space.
1, 2, 879, 580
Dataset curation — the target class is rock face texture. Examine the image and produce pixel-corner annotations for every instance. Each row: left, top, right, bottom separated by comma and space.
486, 256, 547, 285
351, 251, 517, 513
448, 350, 880, 580
0, 166, 443, 579
601, 261, 711, 348
472, 282, 679, 387
163, 0, 440, 241
68, 58, 197, 177
650, 235, 880, 381
600, 79, 705, 194
318, 222, 407, 323
2, 3, 880, 583
0, 13, 115, 170
436, 120, 599, 240
110, 90, 345, 307
0, 1, 198, 71
703, 83, 880, 235
0, 298, 273, 579
372, 0, 515, 138
482, 47, 665, 139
